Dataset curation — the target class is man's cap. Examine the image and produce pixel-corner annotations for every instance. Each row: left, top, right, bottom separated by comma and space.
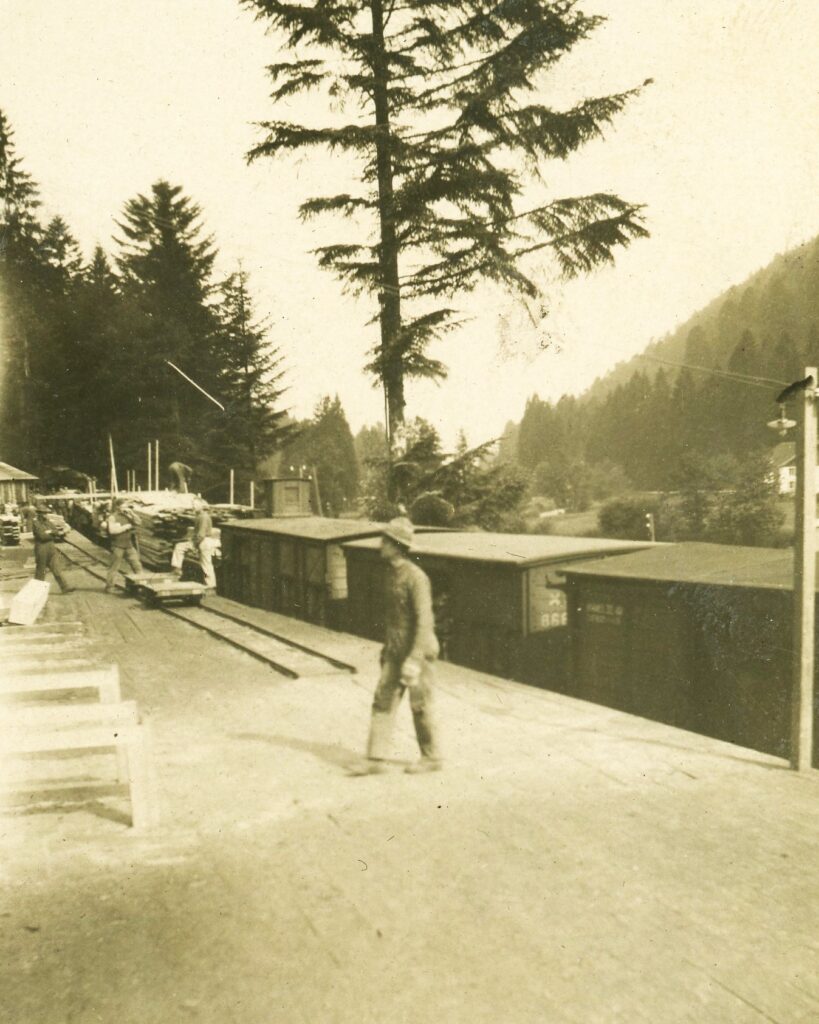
383, 516, 414, 550
33, 499, 49, 512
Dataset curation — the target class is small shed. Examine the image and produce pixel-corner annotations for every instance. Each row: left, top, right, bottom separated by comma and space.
264, 478, 313, 518
0, 461, 38, 506
343, 533, 654, 687
562, 542, 819, 765
219, 517, 390, 627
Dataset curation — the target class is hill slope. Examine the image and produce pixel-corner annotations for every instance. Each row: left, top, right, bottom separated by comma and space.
513, 234, 819, 494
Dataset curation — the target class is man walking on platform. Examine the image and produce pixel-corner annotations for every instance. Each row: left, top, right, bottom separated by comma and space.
359, 517, 442, 775
105, 497, 143, 593
32, 502, 73, 594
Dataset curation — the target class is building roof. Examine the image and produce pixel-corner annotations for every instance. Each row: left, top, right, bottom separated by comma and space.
562, 542, 808, 592
0, 461, 38, 482
769, 443, 796, 469
344, 531, 654, 567
221, 516, 390, 542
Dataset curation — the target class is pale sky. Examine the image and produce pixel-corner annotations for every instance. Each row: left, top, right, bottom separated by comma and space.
2, 0, 818, 446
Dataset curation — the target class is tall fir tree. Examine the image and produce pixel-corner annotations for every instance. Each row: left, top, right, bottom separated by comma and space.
208, 268, 293, 496
244, 0, 648, 436
114, 180, 221, 469
0, 109, 45, 465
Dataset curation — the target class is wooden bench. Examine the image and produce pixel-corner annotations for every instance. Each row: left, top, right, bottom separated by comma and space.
0, 666, 121, 704
0, 621, 86, 640
3, 638, 90, 655
2, 658, 99, 675
2, 699, 158, 830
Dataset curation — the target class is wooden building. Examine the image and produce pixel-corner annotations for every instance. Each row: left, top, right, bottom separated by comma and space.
219, 517, 389, 627
562, 542, 819, 765
0, 461, 38, 506
264, 478, 313, 518
343, 533, 653, 687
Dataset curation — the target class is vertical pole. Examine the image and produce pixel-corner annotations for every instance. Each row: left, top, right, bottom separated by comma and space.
249, 481, 255, 510
147, 443, 152, 492
155, 440, 160, 491
311, 464, 323, 517
792, 366, 816, 771
108, 434, 119, 495
229, 468, 235, 506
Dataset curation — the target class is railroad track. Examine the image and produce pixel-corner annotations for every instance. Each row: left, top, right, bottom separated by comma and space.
59, 533, 355, 680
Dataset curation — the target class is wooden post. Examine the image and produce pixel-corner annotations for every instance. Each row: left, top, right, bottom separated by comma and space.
229, 468, 235, 506
147, 443, 152, 492
108, 434, 119, 495
155, 440, 160, 492
249, 480, 255, 509
311, 464, 324, 517
791, 366, 816, 771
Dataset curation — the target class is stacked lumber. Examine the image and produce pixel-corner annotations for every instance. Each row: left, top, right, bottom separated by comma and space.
69, 492, 254, 567
132, 504, 195, 568
0, 512, 20, 546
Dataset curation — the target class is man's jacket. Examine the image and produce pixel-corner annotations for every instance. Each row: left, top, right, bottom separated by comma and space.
383, 559, 440, 664
32, 516, 61, 545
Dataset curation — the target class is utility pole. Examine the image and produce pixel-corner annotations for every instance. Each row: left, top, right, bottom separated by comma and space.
791, 367, 816, 771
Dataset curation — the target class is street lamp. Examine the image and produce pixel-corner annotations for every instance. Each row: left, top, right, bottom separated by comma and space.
767, 404, 796, 437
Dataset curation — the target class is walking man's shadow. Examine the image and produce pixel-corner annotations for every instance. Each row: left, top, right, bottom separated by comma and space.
233, 732, 361, 771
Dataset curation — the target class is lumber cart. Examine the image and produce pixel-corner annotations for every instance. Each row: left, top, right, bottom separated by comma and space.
123, 572, 208, 607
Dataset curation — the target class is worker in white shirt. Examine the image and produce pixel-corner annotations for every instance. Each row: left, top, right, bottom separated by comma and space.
171, 497, 217, 589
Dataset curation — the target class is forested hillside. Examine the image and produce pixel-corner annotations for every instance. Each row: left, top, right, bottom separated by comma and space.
513, 234, 819, 497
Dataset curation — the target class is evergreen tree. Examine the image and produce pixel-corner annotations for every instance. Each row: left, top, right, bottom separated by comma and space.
70, 247, 128, 474
0, 109, 45, 465
114, 180, 221, 466
354, 423, 388, 467
282, 396, 360, 514
207, 268, 293, 495
244, 0, 648, 435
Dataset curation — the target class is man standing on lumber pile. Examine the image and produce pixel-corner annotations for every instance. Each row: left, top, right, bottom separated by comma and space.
105, 498, 143, 593
32, 501, 73, 594
360, 517, 442, 775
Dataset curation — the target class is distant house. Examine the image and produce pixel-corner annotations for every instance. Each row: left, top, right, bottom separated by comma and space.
768, 443, 819, 496
0, 461, 38, 505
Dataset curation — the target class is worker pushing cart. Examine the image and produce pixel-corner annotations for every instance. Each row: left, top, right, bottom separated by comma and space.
105, 497, 143, 593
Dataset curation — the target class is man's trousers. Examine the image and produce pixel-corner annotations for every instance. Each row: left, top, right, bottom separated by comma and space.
107, 544, 143, 588
367, 657, 440, 762
34, 542, 71, 593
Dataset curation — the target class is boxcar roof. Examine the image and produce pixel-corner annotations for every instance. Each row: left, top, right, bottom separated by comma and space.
344, 532, 653, 567
221, 516, 389, 542
0, 461, 38, 482
562, 542, 803, 592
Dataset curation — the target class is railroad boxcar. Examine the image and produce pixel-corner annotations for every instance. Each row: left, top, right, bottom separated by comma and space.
343, 533, 654, 688
219, 517, 391, 627
562, 542, 819, 764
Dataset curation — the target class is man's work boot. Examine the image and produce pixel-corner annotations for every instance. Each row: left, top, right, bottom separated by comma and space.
348, 759, 391, 777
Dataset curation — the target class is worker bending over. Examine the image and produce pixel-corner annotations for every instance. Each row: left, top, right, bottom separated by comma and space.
361, 517, 442, 775
105, 498, 143, 593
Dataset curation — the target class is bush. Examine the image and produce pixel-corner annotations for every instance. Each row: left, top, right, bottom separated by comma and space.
410, 492, 455, 527
598, 495, 659, 541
